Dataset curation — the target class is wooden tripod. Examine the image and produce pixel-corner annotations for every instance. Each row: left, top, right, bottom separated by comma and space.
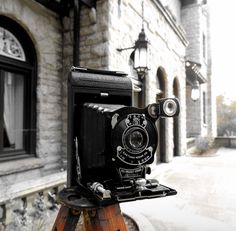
52, 204, 128, 231
52, 187, 128, 231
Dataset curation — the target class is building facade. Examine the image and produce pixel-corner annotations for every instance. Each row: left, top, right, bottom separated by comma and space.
0, 0, 215, 229
182, 0, 217, 139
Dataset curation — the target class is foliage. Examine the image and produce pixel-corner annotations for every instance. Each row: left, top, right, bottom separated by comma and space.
216, 95, 236, 136
194, 136, 214, 154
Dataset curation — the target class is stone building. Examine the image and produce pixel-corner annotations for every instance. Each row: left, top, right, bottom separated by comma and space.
0, 0, 215, 229
182, 0, 216, 139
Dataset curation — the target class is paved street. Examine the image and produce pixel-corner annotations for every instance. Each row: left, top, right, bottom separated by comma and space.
121, 147, 236, 231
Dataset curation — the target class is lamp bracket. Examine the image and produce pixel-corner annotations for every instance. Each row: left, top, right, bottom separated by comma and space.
116, 46, 135, 52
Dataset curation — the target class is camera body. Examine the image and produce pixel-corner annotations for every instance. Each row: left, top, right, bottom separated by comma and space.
67, 67, 179, 205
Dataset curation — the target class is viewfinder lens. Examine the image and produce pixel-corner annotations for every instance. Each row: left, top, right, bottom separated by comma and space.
163, 99, 177, 116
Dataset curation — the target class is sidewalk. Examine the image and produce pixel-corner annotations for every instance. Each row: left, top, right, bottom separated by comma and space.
121, 147, 236, 231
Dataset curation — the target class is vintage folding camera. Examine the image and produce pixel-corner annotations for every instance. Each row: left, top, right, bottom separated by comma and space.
67, 67, 179, 205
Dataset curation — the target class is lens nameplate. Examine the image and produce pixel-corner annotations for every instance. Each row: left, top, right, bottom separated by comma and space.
116, 145, 153, 165
112, 112, 157, 166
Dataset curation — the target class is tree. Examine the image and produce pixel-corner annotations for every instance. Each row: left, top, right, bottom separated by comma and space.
217, 95, 236, 136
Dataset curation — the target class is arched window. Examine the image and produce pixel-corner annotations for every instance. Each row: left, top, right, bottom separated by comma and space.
0, 16, 37, 161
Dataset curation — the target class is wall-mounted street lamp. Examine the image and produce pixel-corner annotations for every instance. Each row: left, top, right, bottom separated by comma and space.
133, 28, 149, 78
191, 79, 200, 101
186, 61, 201, 102
117, 1, 149, 79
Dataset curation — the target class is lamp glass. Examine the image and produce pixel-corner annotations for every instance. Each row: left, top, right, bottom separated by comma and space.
191, 79, 200, 101
134, 46, 148, 75
191, 87, 200, 101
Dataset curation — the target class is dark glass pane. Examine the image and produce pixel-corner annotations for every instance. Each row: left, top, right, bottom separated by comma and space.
3, 71, 24, 151
181, 0, 198, 7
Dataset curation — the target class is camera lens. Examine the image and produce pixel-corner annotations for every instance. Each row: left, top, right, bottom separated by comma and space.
111, 112, 158, 166
123, 127, 148, 154
128, 131, 144, 149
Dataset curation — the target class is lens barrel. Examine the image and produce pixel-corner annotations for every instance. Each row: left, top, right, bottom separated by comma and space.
123, 127, 148, 154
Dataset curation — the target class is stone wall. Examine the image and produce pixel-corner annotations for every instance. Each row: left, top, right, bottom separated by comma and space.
181, 3, 202, 64
79, 0, 110, 69
0, 0, 64, 184
0, 172, 66, 231
215, 137, 236, 148
186, 83, 208, 137
186, 86, 201, 137
160, 0, 182, 24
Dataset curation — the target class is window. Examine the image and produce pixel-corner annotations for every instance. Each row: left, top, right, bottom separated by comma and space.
203, 91, 207, 124
202, 33, 207, 60
0, 16, 37, 161
181, 0, 198, 7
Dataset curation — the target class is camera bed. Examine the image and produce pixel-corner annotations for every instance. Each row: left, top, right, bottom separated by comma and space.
58, 181, 177, 208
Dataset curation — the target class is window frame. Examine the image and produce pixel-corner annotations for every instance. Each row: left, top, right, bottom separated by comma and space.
0, 16, 37, 162
203, 91, 207, 125
202, 33, 207, 61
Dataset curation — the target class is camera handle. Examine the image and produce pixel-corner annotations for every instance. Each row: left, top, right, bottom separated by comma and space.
52, 188, 128, 231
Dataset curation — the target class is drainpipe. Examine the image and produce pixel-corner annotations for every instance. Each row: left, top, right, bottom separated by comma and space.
73, 0, 80, 66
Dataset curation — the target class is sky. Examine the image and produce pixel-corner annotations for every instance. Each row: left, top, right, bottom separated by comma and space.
210, 0, 236, 101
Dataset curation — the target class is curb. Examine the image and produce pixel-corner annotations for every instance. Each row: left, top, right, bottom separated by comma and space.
123, 213, 139, 231
123, 212, 156, 231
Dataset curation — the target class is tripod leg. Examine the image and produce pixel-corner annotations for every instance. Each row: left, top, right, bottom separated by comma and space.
83, 203, 128, 231
52, 205, 81, 231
